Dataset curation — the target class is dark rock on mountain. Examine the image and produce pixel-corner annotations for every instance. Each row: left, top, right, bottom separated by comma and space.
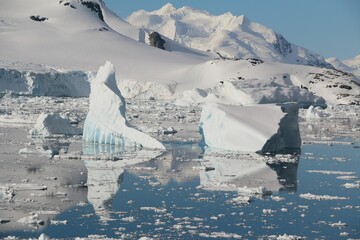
148, 32, 166, 50
30, 15, 48, 22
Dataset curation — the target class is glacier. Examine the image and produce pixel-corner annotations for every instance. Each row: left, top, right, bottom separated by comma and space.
83, 61, 165, 150
199, 102, 301, 153
0, 61, 92, 97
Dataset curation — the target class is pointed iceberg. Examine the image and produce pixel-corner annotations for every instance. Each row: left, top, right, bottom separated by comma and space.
199, 102, 301, 153
83, 61, 165, 150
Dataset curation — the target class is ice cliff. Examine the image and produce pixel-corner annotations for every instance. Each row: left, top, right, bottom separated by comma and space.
0, 62, 92, 97
83, 62, 165, 150
199, 103, 301, 153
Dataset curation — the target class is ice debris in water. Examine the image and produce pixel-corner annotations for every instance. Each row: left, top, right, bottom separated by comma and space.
17, 214, 44, 226
199, 102, 301, 153
299, 193, 349, 200
29, 113, 81, 136
83, 61, 165, 150
266, 234, 305, 240
0, 187, 15, 202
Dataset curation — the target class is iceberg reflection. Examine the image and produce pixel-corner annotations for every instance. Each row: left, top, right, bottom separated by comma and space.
199, 149, 299, 194
83, 143, 164, 222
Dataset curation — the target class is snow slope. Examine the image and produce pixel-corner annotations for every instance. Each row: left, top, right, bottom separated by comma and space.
83, 62, 165, 150
0, 0, 359, 105
326, 55, 360, 79
127, 3, 332, 68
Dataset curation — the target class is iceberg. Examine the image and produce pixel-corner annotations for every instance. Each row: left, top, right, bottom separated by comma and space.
83, 61, 165, 150
29, 113, 81, 137
199, 103, 301, 153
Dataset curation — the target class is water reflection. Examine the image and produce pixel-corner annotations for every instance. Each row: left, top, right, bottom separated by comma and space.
199, 148, 299, 193
127, 142, 203, 188
83, 143, 164, 222
20, 137, 71, 157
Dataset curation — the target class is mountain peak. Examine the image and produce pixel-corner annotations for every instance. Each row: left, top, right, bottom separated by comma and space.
157, 3, 176, 14
128, 6, 332, 68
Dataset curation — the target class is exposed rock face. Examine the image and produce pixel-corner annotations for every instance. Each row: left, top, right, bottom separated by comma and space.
80, 1, 104, 21
148, 32, 166, 50
30, 15, 48, 22
273, 34, 292, 57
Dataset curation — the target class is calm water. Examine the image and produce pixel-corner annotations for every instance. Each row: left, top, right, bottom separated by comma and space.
1, 142, 359, 239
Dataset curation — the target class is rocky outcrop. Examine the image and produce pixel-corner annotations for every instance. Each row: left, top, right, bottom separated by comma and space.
148, 32, 166, 50
80, 1, 104, 22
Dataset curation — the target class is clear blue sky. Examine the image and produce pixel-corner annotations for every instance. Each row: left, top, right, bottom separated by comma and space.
104, 0, 360, 60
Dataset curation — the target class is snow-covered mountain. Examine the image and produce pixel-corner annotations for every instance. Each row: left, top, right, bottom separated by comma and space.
327, 55, 360, 78
127, 3, 332, 68
0, 0, 359, 105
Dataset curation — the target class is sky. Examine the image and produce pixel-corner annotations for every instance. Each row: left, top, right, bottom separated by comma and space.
104, 0, 360, 60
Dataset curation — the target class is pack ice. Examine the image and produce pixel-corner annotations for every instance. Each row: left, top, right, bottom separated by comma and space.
83, 62, 165, 150
199, 103, 301, 153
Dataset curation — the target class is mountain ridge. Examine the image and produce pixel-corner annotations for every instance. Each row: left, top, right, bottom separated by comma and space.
127, 3, 332, 68
0, 0, 359, 105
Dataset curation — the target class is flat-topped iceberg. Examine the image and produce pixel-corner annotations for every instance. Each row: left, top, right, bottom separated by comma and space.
83, 62, 165, 150
199, 103, 301, 153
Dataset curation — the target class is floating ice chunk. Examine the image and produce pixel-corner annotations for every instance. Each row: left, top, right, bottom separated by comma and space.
305, 105, 329, 119
29, 113, 81, 137
199, 103, 301, 153
267, 234, 305, 240
342, 182, 360, 188
39, 234, 50, 240
17, 214, 44, 225
299, 193, 348, 200
83, 62, 165, 150
0, 187, 14, 202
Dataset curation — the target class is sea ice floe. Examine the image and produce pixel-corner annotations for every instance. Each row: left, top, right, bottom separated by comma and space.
299, 193, 349, 200
266, 234, 305, 240
306, 170, 355, 175
342, 182, 360, 188
0, 187, 15, 202
17, 214, 44, 225
199, 102, 301, 153
83, 61, 165, 150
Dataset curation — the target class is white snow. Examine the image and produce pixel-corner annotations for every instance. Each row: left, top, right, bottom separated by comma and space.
326, 55, 360, 78
82, 61, 165, 150
0, 0, 358, 105
29, 113, 81, 136
128, 4, 332, 68
199, 102, 301, 153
